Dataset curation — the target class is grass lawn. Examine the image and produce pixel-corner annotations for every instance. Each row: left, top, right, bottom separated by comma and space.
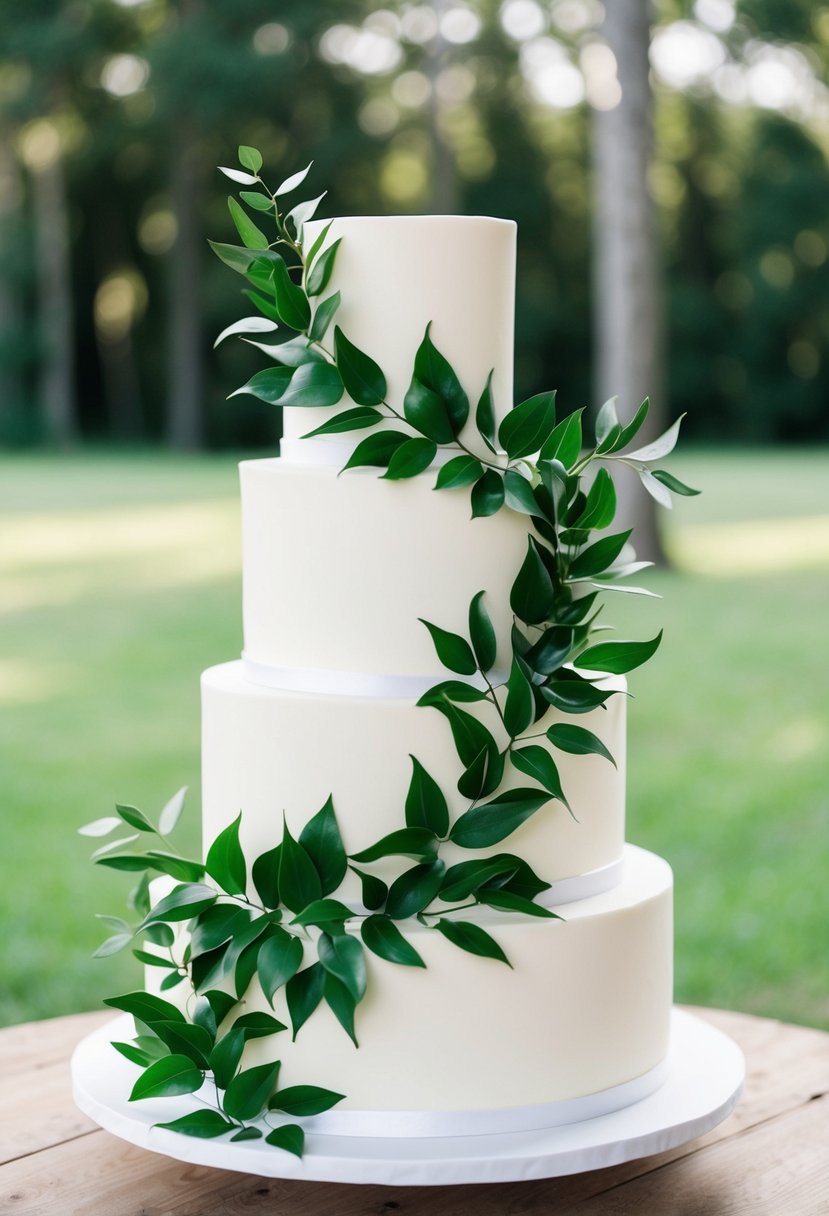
1, 447, 827, 1030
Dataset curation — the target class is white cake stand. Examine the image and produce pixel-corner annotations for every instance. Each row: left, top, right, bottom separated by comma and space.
71, 1008, 744, 1186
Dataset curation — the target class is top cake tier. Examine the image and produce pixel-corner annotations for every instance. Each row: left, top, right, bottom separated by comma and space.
280, 214, 516, 463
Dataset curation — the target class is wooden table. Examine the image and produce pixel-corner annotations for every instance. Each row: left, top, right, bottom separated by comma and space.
2, 1006, 828, 1215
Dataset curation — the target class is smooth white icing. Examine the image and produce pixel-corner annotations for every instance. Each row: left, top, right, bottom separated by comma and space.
147, 846, 672, 1112
201, 661, 626, 898
282, 215, 516, 459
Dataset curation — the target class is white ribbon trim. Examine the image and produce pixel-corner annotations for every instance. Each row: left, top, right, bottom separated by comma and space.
295, 1057, 670, 1139
241, 653, 508, 701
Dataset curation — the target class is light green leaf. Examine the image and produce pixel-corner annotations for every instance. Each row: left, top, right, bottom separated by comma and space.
115, 804, 155, 833
158, 787, 187, 837
78, 816, 122, 837
227, 196, 269, 250
239, 189, 273, 212
129, 1054, 202, 1101
238, 145, 263, 174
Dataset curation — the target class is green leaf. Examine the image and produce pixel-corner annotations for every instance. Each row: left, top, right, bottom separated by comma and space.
157, 1109, 235, 1139
129, 1055, 203, 1102
223, 1061, 281, 1122
208, 239, 275, 275
242, 288, 281, 322
498, 391, 556, 459
318, 932, 366, 1002
265, 1123, 305, 1157
152, 1021, 213, 1069
503, 656, 534, 737
268, 1085, 345, 1116
540, 677, 614, 714
510, 538, 555, 625
144, 852, 205, 884
252, 845, 281, 909
233, 939, 263, 1000
286, 963, 325, 1040
309, 290, 341, 342
475, 369, 497, 453
651, 469, 701, 496
595, 396, 620, 449
203, 989, 237, 1029
231, 366, 293, 405
306, 238, 341, 297
349, 866, 388, 911
142, 922, 174, 948
546, 723, 616, 765
433, 919, 511, 967
573, 467, 616, 531
341, 431, 409, 472
209, 1028, 245, 1090
94, 852, 153, 873
127, 871, 151, 916
360, 915, 426, 968
569, 529, 632, 580
132, 949, 177, 969
233, 1011, 288, 1040
115, 804, 156, 833
227, 196, 268, 251
278, 362, 344, 409
350, 827, 438, 864
471, 469, 505, 518
231, 1126, 263, 1142
275, 161, 313, 196
189, 905, 252, 957
238, 145, 263, 174
576, 631, 662, 674
403, 376, 454, 444
112, 1038, 169, 1068
615, 397, 650, 450
204, 814, 246, 896
323, 973, 359, 1045
383, 437, 437, 480
438, 702, 498, 770
272, 258, 311, 332
477, 890, 561, 918
298, 795, 347, 897
279, 819, 322, 914
539, 408, 583, 467
159, 971, 186, 992
418, 619, 477, 675
416, 679, 489, 708
435, 454, 484, 491
457, 742, 504, 801
257, 928, 304, 1004
139, 883, 217, 928
413, 323, 469, 436
503, 470, 542, 518
525, 626, 573, 675
468, 590, 496, 672
440, 858, 518, 903
306, 220, 333, 268
510, 746, 569, 806
302, 406, 381, 439
385, 859, 446, 920
449, 788, 553, 849
483, 853, 551, 900
334, 326, 387, 406
291, 899, 353, 928
239, 190, 273, 213
404, 756, 450, 838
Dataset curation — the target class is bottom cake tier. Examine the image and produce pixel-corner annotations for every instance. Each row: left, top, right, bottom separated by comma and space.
148, 845, 672, 1120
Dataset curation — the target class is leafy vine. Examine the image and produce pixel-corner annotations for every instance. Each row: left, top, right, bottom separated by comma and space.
83, 147, 698, 1155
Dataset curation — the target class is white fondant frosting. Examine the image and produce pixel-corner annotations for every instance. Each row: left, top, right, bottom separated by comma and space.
201, 660, 627, 898
284, 215, 516, 456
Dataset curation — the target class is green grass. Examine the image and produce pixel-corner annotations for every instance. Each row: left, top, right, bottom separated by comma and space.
1, 448, 827, 1030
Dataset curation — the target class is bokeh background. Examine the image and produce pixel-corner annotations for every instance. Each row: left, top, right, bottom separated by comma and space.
1, 0, 827, 1029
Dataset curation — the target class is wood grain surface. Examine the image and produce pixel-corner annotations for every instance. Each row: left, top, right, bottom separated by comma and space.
1, 1007, 827, 1215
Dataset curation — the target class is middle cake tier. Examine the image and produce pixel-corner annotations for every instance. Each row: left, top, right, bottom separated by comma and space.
202, 661, 626, 903
241, 457, 535, 678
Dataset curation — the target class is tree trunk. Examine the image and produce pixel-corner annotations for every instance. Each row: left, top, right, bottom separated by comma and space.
30, 146, 77, 448
591, 0, 665, 562
0, 132, 25, 442
165, 119, 205, 450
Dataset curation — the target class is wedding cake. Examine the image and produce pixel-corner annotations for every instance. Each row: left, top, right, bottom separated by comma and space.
84, 164, 687, 1156
196, 213, 673, 1123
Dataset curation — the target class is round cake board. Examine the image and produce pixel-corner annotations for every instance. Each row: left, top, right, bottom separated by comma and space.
71, 1008, 744, 1186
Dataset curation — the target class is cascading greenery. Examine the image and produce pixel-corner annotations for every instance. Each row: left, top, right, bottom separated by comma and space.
81, 148, 698, 1156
